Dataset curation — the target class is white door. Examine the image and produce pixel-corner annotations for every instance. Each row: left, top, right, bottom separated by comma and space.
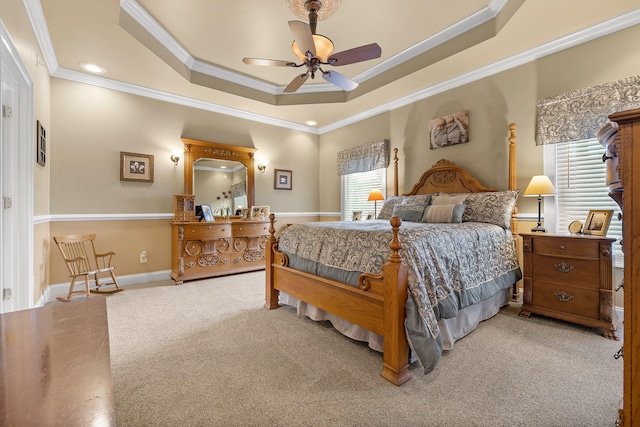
0, 23, 34, 313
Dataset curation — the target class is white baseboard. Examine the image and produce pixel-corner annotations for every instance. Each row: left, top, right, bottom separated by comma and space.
38, 270, 172, 306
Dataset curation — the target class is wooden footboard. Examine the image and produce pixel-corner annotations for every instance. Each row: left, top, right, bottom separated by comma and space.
264, 214, 411, 386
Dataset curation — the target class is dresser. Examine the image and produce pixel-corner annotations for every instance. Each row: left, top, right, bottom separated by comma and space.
519, 232, 618, 339
171, 219, 270, 284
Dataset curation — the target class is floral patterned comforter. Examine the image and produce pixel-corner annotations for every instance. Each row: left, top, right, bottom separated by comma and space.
277, 219, 522, 372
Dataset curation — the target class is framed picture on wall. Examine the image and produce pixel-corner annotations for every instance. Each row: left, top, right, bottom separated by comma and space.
36, 120, 46, 167
428, 110, 469, 149
120, 152, 154, 182
274, 169, 292, 190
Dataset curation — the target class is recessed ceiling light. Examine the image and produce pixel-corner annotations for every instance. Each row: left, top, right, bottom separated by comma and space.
80, 63, 106, 74
305, 120, 318, 126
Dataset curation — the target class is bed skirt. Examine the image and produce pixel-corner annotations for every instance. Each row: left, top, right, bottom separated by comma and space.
279, 288, 510, 355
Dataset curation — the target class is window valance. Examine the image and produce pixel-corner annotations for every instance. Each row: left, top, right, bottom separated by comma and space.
230, 181, 246, 198
536, 74, 640, 145
337, 139, 389, 176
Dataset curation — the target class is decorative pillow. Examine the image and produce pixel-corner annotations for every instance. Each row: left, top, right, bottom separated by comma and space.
402, 194, 432, 206
421, 204, 466, 223
430, 194, 469, 205
392, 203, 427, 222
378, 196, 403, 220
461, 190, 519, 229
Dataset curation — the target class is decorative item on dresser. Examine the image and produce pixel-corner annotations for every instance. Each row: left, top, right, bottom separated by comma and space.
608, 108, 639, 427
519, 232, 618, 339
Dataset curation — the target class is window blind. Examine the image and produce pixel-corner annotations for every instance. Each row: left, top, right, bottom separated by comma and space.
546, 139, 623, 266
341, 168, 386, 221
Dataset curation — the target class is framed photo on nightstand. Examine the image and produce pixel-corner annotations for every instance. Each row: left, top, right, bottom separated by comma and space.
583, 209, 613, 236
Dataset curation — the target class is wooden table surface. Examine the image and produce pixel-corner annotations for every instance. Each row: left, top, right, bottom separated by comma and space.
0, 296, 116, 426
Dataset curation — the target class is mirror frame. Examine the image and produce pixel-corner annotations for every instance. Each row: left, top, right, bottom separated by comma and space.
181, 138, 256, 208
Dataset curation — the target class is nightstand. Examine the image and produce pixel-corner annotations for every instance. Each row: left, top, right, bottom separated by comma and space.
519, 232, 618, 340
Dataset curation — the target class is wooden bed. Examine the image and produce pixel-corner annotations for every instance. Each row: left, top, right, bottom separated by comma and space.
264, 124, 520, 386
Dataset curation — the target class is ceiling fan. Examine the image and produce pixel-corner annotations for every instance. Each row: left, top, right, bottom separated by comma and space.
242, 0, 382, 93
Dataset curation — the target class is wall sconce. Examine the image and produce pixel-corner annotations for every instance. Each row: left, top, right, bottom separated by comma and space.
257, 159, 269, 173
170, 149, 181, 166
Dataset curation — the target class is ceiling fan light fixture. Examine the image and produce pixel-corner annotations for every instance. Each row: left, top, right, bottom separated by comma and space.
292, 34, 334, 61
286, 0, 341, 21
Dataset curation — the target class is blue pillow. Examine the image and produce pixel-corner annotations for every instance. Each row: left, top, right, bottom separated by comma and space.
392, 203, 427, 222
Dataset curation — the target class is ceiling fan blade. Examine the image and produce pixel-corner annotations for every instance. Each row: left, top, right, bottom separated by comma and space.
322, 70, 358, 91
327, 43, 382, 66
243, 58, 296, 67
283, 73, 310, 93
288, 20, 315, 58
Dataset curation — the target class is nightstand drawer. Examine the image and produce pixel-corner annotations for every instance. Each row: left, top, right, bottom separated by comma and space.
531, 281, 599, 319
533, 254, 600, 289
533, 237, 599, 258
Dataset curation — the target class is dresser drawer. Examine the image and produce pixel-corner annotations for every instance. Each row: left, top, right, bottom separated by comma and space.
182, 223, 232, 240
532, 254, 600, 289
178, 255, 231, 276
233, 222, 269, 237
531, 281, 600, 320
533, 237, 599, 258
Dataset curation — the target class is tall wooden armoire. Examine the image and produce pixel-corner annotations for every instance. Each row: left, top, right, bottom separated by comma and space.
608, 108, 640, 427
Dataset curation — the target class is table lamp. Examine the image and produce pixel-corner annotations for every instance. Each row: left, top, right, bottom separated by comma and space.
368, 189, 385, 219
523, 175, 556, 232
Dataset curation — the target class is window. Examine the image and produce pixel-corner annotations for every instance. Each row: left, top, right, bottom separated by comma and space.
341, 168, 386, 221
544, 139, 623, 266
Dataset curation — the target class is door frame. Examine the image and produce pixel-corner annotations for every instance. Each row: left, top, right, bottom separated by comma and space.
1, 20, 35, 312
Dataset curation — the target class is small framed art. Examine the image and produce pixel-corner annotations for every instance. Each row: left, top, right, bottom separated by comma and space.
274, 169, 292, 190
251, 205, 270, 220
352, 211, 362, 221
583, 209, 613, 236
36, 120, 46, 167
201, 204, 215, 222
120, 152, 154, 182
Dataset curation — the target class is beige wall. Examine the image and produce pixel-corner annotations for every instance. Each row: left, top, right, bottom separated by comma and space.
50, 79, 320, 214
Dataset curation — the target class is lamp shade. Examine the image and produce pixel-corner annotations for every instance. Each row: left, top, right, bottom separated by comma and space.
368, 189, 385, 202
523, 175, 556, 197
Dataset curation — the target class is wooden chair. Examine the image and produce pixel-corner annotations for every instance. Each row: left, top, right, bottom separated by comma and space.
54, 234, 123, 299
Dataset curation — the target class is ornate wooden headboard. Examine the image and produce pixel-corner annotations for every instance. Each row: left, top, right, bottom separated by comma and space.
404, 159, 496, 195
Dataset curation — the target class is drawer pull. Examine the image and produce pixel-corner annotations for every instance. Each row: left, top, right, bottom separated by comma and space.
554, 262, 574, 273
559, 245, 566, 250
554, 292, 574, 302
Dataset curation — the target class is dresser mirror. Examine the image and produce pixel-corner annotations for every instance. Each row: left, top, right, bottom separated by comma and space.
182, 138, 256, 217
194, 158, 247, 215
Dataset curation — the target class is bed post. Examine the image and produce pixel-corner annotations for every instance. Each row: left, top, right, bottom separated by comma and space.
393, 148, 399, 197
508, 123, 521, 302
508, 123, 518, 235
380, 216, 411, 386
264, 213, 280, 309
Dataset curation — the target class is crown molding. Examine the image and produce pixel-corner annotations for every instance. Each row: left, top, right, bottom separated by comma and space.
26, 1, 640, 135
